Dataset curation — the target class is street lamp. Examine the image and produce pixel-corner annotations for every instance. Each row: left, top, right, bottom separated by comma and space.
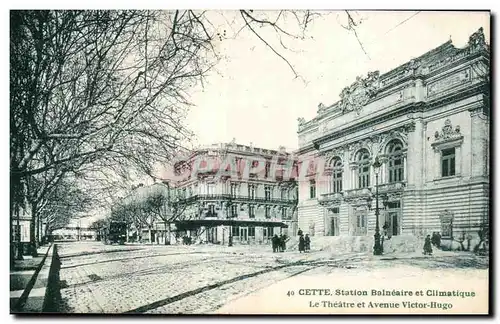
372, 156, 383, 256
227, 198, 233, 247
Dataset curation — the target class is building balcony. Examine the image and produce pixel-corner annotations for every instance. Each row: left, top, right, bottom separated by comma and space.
343, 188, 373, 200
176, 194, 297, 206
376, 181, 406, 193
318, 192, 344, 206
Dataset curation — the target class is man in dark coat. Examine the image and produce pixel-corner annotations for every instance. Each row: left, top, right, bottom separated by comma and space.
435, 232, 442, 248
272, 234, 279, 252
298, 234, 305, 253
297, 228, 303, 237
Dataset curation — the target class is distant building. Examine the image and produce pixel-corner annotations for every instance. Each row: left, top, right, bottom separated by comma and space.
296, 28, 489, 242
52, 227, 95, 240
169, 142, 299, 244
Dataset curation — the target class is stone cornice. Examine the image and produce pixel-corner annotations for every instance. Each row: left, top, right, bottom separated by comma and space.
312, 102, 423, 148
297, 28, 489, 134
309, 83, 486, 150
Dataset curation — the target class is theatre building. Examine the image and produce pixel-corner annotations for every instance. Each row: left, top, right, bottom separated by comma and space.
296, 28, 489, 242
170, 142, 299, 244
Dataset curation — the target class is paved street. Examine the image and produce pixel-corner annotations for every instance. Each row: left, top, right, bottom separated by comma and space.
56, 241, 488, 314
56, 241, 344, 314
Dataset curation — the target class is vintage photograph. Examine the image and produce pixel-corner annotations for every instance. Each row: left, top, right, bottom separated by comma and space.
9, 10, 490, 315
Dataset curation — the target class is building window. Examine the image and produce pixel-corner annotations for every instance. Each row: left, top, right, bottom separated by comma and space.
248, 184, 256, 199
331, 158, 343, 193
249, 205, 255, 218
265, 186, 272, 200
208, 205, 216, 216
309, 180, 316, 198
357, 149, 370, 188
13, 225, 21, 241
232, 226, 239, 236
439, 210, 454, 239
282, 207, 287, 219
281, 188, 287, 199
265, 161, 271, 178
357, 214, 366, 228
231, 205, 238, 217
248, 226, 255, 237
266, 227, 274, 237
230, 183, 238, 197
265, 206, 271, 218
441, 148, 456, 177
387, 140, 404, 183
328, 207, 340, 236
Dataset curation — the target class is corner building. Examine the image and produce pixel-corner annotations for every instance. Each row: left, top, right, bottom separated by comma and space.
296, 28, 489, 242
172, 142, 299, 244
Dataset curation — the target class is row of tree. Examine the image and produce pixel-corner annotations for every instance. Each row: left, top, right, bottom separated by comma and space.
90, 183, 189, 244
10, 10, 214, 264
10, 9, 321, 266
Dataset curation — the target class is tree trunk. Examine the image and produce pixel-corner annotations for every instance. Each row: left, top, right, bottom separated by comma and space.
11, 173, 24, 262
164, 222, 170, 245
16, 206, 23, 260
30, 202, 38, 257
36, 212, 41, 247
10, 205, 16, 269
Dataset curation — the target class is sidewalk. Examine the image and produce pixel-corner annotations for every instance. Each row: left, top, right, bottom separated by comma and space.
10, 244, 51, 311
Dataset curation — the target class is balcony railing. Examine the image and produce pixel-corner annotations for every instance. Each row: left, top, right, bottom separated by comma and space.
343, 188, 373, 199
176, 194, 297, 205
318, 192, 343, 205
377, 181, 406, 193
314, 181, 406, 205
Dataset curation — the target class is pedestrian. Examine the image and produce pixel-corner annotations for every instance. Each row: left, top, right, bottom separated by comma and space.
423, 234, 433, 255
297, 228, 303, 237
431, 232, 437, 246
436, 232, 442, 248
304, 234, 311, 252
282, 234, 288, 252
272, 234, 279, 253
298, 234, 305, 253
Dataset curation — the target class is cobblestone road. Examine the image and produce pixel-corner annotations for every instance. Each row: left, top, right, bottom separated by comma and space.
56, 242, 488, 314
56, 241, 341, 314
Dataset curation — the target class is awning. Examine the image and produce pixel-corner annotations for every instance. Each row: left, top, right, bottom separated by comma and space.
173, 219, 289, 231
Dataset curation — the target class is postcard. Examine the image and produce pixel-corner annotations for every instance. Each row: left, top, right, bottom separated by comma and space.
10, 9, 490, 315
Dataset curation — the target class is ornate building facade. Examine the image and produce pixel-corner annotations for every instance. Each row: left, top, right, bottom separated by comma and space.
171, 142, 299, 244
296, 28, 489, 242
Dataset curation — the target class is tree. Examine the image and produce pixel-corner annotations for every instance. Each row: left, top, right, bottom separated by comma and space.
11, 10, 213, 258
12, 9, 363, 260
39, 179, 94, 238
142, 183, 190, 245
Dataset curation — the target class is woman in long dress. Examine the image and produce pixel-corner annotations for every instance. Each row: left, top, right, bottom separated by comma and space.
304, 234, 311, 252
423, 234, 433, 255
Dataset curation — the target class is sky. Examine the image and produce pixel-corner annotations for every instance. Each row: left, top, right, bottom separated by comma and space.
185, 11, 490, 152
